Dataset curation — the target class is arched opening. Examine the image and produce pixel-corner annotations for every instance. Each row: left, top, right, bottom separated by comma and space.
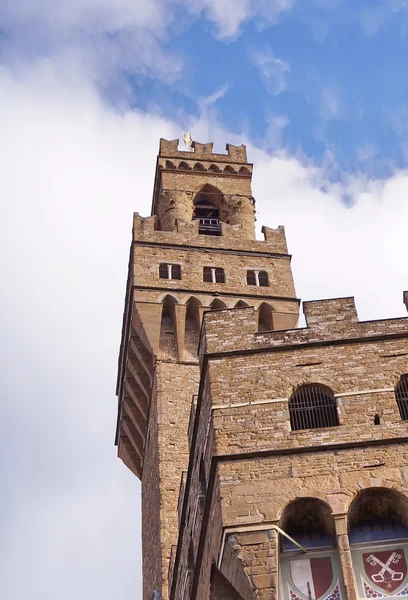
178, 161, 191, 170
165, 160, 176, 169
349, 489, 408, 597
210, 298, 227, 310
279, 499, 342, 600
193, 184, 223, 236
184, 297, 201, 360
257, 302, 273, 332
223, 165, 235, 173
289, 384, 339, 431
234, 300, 250, 308
281, 498, 335, 549
193, 162, 205, 171
208, 164, 220, 172
396, 375, 408, 420
238, 166, 250, 175
159, 295, 178, 358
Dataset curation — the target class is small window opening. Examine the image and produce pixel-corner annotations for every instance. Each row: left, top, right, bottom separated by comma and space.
396, 374, 408, 420
159, 263, 181, 280
203, 267, 225, 284
374, 413, 381, 425
247, 270, 269, 287
289, 384, 339, 431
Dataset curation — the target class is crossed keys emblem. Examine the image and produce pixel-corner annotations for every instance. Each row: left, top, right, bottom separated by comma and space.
366, 552, 404, 583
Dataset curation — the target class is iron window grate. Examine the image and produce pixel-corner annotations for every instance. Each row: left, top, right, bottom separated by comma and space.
289, 384, 339, 431
396, 375, 408, 420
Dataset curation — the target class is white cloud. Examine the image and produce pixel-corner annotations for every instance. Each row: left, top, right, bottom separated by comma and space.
0, 59, 407, 600
251, 47, 290, 95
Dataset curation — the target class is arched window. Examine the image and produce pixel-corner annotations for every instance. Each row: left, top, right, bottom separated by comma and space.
396, 375, 408, 420
247, 270, 269, 286
279, 499, 343, 600
289, 384, 339, 431
203, 267, 225, 284
257, 303, 273, 331
349, 489, 408, 598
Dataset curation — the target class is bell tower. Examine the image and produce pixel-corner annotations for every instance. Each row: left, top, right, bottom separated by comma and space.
115, 138, 300, 599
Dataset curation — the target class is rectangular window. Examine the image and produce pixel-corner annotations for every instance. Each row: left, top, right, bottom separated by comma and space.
159, 263, 181, 280
203, 267, 225, 283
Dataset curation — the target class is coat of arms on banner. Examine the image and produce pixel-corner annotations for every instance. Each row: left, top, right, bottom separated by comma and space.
289, 557, 338, 600
363, 550, 408, 594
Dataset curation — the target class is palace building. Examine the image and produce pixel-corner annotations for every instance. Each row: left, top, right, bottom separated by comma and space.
115, 138, 408, 600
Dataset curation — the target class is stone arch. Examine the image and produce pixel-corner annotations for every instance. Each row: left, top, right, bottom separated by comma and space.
348, 488, 408, 529
193, 162, 205, 171
165, 160, 176, 169
234, 300, 250, 308
208, 163, 220, 172
184, 296, 202, 359
280, 497, 335, 541
157, 292, 179, 304
193, 183, 223, 209
178, 161, 191, 170
238, 166, 250, 175
257, 302, 274, 332
223, 165, 236, 174
159, 294, 178, 357
210, 298, 227, 310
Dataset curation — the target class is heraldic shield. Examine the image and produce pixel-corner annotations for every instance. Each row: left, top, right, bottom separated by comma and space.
352, 544, 408, 598
280, 552, 344, 600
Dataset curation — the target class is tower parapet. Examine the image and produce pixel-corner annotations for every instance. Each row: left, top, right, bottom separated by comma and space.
152, 138, 256, 239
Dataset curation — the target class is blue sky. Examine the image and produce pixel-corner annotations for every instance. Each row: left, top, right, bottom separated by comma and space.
2, 0, 408, 177
0, 2, 407, 600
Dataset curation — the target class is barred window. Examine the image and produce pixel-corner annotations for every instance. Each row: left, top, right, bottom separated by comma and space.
203, 267, 225, 283
289, 384, 339, 431
159, 263, 181, 280
396, 374, 408, 420
246, 270, 269, 286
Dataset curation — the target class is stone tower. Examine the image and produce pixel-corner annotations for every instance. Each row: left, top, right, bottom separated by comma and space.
116, 139, 408, 600
115, 138, 299, 600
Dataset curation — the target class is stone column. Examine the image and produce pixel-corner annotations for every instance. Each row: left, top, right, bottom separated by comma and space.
334, 515, 358, 600
157, 191, 194, 231
222, 195, 255, 240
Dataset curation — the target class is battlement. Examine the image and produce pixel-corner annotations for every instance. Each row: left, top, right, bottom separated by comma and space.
132, 212, 289, 254
200, 293, 408, 357
159, 138, 248, 163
